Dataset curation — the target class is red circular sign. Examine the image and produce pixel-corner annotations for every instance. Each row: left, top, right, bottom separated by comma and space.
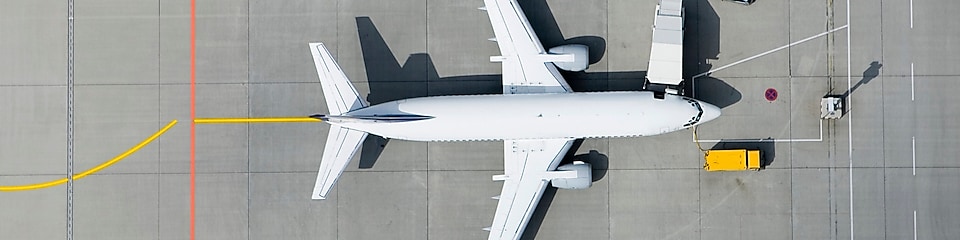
764, 88, 778, 101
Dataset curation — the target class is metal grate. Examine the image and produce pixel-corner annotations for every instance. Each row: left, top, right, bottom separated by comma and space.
65, 0, 75, 239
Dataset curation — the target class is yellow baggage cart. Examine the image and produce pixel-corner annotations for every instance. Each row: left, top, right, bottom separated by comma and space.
703, 149, 761, 171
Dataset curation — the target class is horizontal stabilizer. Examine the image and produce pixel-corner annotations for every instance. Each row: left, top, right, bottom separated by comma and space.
312, 125, 368, 200
310, 42, 367, 115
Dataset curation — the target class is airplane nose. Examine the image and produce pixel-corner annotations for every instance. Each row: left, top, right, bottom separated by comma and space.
699, 101, 721, 123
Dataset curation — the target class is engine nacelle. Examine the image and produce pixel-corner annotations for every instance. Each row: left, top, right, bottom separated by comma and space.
548, 44, 589, 72
550, 161, 593, 190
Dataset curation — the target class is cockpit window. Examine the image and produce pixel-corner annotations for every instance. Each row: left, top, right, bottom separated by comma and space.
683, 99, 703, 127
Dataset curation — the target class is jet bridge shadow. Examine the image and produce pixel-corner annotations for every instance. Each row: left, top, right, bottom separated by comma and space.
682, 0, 741, 109
684, 0, 720, 77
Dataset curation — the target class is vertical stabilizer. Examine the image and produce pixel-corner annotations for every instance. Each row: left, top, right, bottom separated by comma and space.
312, 125, 368, 199
310, 43, 367, 115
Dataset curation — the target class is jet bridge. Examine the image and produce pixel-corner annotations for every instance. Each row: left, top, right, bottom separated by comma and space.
644, 0, 685, 98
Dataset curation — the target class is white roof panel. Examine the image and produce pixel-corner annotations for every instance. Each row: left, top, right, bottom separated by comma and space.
654, 15, 683, 32
646, 0, 685, 86
660, 0, 683, 15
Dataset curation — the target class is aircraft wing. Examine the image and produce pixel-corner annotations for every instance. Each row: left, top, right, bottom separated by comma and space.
483, 0, 573, 94
487, 139, 575, 240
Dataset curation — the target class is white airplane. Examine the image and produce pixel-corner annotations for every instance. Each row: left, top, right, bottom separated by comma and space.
308, 0, 718, 239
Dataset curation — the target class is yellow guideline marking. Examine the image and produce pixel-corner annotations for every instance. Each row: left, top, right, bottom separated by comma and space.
0, 120, 178, 192
193, 117, 321, 124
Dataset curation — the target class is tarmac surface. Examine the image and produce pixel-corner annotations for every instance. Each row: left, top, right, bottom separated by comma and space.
2, 0, 959, 239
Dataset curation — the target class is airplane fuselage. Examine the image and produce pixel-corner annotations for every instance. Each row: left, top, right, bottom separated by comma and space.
327, 91, 720, 141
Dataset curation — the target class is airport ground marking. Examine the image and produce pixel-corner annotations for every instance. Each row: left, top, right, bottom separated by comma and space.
687, 5, 854, 236
846, 0, 854, 237
910, 0, 914, 29
693, 118, 823, 143
0, 120, 178, 192
194, 117, 322, 124
912, 136, 916, 175
66, 0, 76, 238
692, 25, 849, 79
189, 0, 196, 237
914, 210, 918, 240
911, 63, 915, 101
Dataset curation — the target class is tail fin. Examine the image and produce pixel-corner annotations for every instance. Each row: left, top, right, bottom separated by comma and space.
310, 43, 367, 115
312, 125, 368, 199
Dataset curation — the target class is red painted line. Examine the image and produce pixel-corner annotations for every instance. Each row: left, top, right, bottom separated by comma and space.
189, 0, 196, 239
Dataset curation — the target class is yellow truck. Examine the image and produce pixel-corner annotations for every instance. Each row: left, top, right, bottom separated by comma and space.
703, 149, 761, 171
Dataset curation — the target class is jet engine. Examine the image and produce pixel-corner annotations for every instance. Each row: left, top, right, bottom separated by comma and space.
548, 44, 589, 72
550, 161, 593, 190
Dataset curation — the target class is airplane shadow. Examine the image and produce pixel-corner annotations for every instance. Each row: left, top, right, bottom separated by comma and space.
693, 76, 741, 109
519, 0, 611, 91
521, 139, 608, 240
520, 0, 606, 65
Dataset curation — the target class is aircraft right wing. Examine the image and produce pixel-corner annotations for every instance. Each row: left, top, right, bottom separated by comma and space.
483, 0, 573, 94
486, 139, 576, 240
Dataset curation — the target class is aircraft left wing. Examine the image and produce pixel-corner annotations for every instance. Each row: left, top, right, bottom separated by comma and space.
486, 139, 575, 240
483, 0, 573, 94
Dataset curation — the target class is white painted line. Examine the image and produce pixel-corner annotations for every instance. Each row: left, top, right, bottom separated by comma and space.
912, 136, 917, 175
910, 0, 914, 29
66, 0, 75, 239
694, 118, 823, 143
911, 63, 915, 101
847, 0, 854, 238
692, 25, 849, 78
914, 210, 918, 240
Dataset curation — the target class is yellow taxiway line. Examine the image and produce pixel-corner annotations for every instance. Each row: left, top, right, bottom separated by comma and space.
193, 117, 321, 124
0, 120, 178, 192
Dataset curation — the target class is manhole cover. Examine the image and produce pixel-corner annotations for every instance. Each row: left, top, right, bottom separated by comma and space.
765, 88, 778, 101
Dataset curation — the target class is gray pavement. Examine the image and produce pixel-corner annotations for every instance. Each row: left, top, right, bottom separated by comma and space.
2, 0, 959, 239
